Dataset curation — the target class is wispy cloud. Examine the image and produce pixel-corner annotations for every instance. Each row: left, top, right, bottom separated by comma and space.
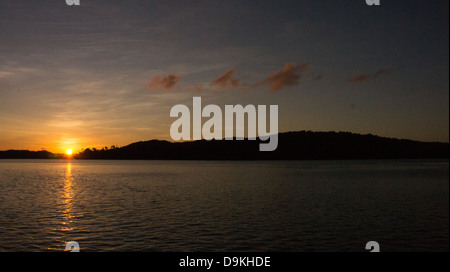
374, 69, 390, 78
256, 63, 310, 92
183, 63, 311, 93
348, 74, 371, 83
189, 84, 204, 93
348, 69, 390, 83
0, 65, 40, 78
210, 68, 239, 88
147, 75, 181, 91
0, 71, 14, 78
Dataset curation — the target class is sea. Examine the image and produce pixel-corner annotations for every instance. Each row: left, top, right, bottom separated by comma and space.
0, 159, 448, 252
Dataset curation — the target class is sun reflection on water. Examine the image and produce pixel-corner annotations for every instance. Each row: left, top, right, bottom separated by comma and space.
60, 163, 75, 232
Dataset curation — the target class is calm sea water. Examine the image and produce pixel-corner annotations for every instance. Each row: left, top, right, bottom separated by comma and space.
0, 159, 448, 252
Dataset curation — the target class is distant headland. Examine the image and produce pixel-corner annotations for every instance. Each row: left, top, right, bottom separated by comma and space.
0, 131, 448, 160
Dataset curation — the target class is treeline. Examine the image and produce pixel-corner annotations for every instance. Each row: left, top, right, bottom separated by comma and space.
73, 131, 449, 160
1, 131, 448, 160
0, 150, 62, 159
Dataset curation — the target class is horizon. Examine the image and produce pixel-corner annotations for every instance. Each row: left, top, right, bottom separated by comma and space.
1, 130, 449, 154
1, 0, 448, 154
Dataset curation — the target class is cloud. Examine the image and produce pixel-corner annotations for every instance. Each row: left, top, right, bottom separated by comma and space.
146, 63, 313, 93
147, 74, 181, 91
257, 63, 310, 92
189, 84, 203, 93
348, 69, 390, 83
374, 69, 390, 78
0, 66, 40, 78
210, 68, 239, 88
0, 71, 14, 78
348, 74, 371, 83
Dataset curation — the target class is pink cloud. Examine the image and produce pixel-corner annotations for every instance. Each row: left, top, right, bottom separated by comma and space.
348, 69, 390, 83
210, 68, 239, 88
348, 74, 371, 83
257, 63, 310, 92
147, 74, 181, 91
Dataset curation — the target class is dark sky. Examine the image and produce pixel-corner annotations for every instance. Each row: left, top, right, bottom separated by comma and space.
0, 0, 448, 152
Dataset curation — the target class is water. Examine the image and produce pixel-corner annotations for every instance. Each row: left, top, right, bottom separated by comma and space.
0, 159, 448, 252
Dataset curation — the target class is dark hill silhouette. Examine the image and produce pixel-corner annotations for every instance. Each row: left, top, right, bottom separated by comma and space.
73, 131, 448, 160
1, 131, 448, 160
0, 150, 61, 159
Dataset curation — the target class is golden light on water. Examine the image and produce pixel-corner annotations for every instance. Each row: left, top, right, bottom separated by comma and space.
60, 163, 75, 233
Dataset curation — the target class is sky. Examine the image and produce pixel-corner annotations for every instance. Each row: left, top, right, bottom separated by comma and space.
0, 0, 448, 153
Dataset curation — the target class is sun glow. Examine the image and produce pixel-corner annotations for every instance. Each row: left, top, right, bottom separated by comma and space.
66, 148, 73, 155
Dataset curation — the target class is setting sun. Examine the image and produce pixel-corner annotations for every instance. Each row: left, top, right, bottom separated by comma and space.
66, 148, 73, 155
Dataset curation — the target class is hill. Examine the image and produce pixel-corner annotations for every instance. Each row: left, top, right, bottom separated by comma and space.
1, 131, 448, 160
73, 131, 448, 160
0, 150, 61, 159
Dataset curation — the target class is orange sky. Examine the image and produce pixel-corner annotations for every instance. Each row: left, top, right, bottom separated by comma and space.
1, 1, 448, 154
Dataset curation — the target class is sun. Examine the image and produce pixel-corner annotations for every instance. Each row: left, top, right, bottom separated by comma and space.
66, 148, 73, 155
